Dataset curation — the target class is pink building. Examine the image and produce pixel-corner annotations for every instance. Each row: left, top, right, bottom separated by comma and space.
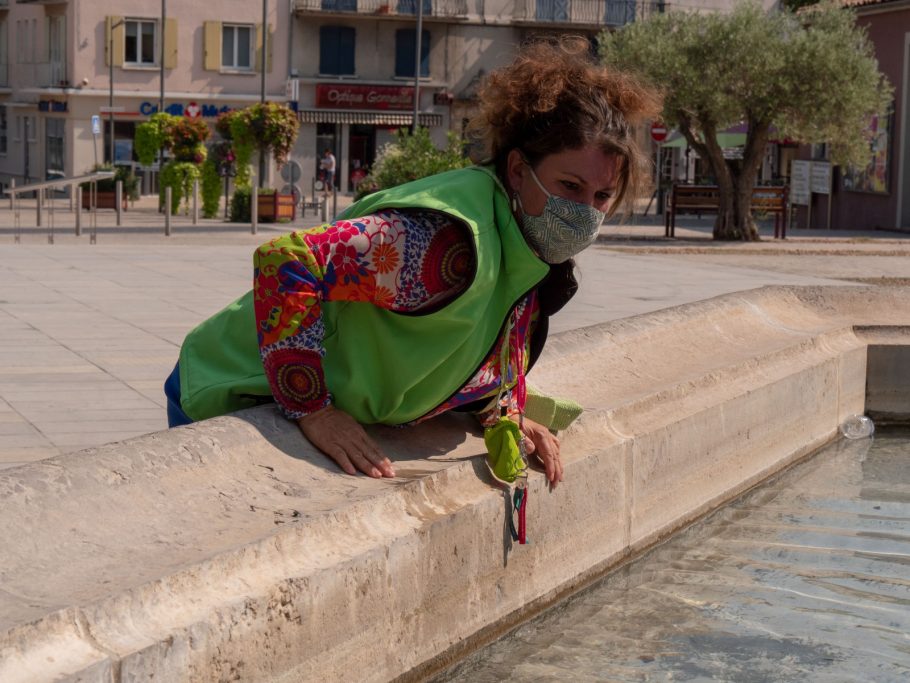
797, 0, 910, 232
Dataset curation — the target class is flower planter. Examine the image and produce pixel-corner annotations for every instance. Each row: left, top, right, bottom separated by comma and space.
257, 192, 297, 223
81, 191, 129, 211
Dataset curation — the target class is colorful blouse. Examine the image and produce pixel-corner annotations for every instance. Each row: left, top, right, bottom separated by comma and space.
253, 209, 536, 426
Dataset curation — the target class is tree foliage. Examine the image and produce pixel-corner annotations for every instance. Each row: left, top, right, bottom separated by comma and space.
600, 1, 892, 240
355, 127, 470, 199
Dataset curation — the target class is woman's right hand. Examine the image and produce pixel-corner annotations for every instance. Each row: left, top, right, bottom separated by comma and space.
297, 406, 396, 479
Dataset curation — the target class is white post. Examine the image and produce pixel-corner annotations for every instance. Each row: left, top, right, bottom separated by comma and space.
192, 179, 199, 225
115, 180, 123, 227
251, 187, 258, 235
164, 186, 172, 236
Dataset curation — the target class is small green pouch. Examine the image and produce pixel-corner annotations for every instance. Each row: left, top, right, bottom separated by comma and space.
484, 417, 525, 483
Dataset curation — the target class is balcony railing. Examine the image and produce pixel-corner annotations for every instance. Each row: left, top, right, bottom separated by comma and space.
514, 0, 636, 26
17, 62, 69, 88
294, 0, 468, 19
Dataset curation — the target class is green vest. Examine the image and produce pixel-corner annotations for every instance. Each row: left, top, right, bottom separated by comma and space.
178, 166, 549, 425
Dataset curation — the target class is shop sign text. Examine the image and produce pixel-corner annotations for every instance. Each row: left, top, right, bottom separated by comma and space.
315, 84, 413, 111
139, 101, 232, 118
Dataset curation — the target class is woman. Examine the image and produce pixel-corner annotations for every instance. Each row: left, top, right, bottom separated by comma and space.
165, 38, 659, 487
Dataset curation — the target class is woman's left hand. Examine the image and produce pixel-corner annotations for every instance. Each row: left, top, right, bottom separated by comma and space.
520, 418, 563, 488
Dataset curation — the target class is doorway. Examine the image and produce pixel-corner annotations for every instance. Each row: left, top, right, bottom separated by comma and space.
316, 123, 338, 191
348, 124, 375, 194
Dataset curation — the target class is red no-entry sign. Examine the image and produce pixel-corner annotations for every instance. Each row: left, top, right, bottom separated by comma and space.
650, 122, 668, 143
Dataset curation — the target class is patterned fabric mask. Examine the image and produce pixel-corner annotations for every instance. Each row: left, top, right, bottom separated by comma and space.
515, 165, 606, 264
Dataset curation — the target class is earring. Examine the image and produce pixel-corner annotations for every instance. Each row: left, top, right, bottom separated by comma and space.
511, 193, 520, 214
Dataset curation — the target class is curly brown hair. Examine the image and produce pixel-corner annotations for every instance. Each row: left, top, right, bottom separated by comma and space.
469, 36, 662, 217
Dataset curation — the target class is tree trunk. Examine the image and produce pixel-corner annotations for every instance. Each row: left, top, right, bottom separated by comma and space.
713, 181, 759, 241
713, 119, 770, 241
675, 113, 771, 241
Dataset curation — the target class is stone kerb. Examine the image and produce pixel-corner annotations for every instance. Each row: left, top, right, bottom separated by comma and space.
1, 286, 908, 682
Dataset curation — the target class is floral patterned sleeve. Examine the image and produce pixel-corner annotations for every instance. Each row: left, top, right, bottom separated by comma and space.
253, 209, 474, 419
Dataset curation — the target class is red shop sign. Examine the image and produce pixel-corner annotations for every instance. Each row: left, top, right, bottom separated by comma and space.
315, 84, 414, 111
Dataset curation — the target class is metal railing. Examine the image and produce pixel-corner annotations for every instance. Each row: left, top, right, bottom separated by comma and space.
293, 0, 468, 19
513, 0, 637, 26
4, 171, 114, 244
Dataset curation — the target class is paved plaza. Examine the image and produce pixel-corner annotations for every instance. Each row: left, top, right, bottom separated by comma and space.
1, 197, 909, 468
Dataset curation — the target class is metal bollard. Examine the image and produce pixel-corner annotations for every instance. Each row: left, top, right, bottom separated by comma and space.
192, 179, 199, 225
9, 178, 14, 210
75, 187, 82, 237
164, 187, 172, 236
115, 180, 123, 227
320, 195, 328, 223
36, 187, 43, 228
251, 187, 258, 235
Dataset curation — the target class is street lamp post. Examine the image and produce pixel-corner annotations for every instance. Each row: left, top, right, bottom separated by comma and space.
411, 0, 424, 134
109, 19, 125, 165
258, 0, 268, 187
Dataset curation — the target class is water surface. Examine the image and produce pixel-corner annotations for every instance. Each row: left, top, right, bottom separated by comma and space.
441, 429, 910, 682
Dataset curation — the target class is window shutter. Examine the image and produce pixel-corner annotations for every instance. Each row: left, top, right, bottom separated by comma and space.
204, 21, 221, 71
164, 18, 178, 69
319, 26, 337, 75
339, 27, 355, 75
105, 16, 124, 67
395, 29, 428, 78
255, 23, 263, 72
394, 29, 413, 78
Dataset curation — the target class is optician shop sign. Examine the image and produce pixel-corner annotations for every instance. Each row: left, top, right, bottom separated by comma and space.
315, 84, 413, 111
139, 101, 233, 118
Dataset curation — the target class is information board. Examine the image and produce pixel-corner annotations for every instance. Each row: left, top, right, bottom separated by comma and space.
790, 160, 811, 205
811, 162, 831, 195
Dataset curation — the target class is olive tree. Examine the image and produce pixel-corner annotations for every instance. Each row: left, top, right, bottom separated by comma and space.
600, 2, 892, 240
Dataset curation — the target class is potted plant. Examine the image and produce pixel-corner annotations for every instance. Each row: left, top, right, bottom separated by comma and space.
256, 187, 297, 222
81, 164, 137, 211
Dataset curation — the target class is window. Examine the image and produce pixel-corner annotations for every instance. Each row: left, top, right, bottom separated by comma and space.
319, 26, 355, 76
46, 118, 65, 178
221, 24, 252, 70
124, 19, 157, 65
0, 106, 7, 156
394, 29, 429, 78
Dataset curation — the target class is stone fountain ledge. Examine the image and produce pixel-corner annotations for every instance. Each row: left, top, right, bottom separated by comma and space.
1, 286, 909, 683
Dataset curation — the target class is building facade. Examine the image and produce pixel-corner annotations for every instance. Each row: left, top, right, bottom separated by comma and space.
0, 0, 290, 193
0, 0, 644, 196
796, 0, 909, 232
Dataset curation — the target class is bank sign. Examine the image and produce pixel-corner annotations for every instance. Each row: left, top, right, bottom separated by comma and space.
315, 84, 413, 111
139, 101, 232, 118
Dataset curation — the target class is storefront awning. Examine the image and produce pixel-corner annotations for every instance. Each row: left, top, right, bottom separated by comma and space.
662, 132, 747, 149
297, 109, 443, 127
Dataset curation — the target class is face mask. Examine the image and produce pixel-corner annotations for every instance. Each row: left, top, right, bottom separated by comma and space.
514, 165, 606, 264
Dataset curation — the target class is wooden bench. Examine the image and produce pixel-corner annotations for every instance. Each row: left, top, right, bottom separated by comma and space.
665, 184, 789, 238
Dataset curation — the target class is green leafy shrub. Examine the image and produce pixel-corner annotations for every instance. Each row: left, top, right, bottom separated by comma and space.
160, 161, 201, 215
82, 164, 139, 200
201, 158, 222, 218
230, 186, 252, 222
355, 128, 469, 199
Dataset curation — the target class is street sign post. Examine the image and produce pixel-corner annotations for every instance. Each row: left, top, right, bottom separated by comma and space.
91, 115, 101, 165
